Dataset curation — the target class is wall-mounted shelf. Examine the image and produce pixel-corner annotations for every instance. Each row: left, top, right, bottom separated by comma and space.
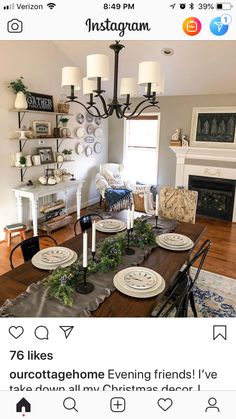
10, 109, 75, 181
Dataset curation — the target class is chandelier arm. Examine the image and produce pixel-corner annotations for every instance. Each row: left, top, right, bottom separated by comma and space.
125, 103, 160, 119
122, 98, 151, 118
94, 93, 110, 116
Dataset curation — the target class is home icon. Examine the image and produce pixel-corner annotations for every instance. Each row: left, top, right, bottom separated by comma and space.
16, 398, 31, 413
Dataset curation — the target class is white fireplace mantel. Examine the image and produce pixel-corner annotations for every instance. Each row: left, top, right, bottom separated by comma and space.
170, 146, 236, 222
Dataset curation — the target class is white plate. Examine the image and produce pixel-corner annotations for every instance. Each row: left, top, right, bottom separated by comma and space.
159, 233, 190, 246
33, 247, 75, 265
98, 219, 122, 229
76, 127, 86, 138
95, 116, 101, 125
94, 141, 102, 154
37, 247, 72, 264
32, 251, 77, 270
76, 142, 84, 155
87, 124, 94, 135
85, 145, 93, 157
96, 219, 126, 233
113, 268, 165, 298
156, 236, 194, 251
120, 267, 159, 290
77, 113, 84, 124
94, 128, 103, 138
86, 112, 94, 123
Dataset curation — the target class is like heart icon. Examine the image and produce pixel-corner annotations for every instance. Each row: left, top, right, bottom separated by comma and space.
9, 326, 24, 339
157, 398, 173, 411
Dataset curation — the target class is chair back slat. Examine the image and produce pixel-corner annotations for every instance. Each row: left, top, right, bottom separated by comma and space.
152, 239, 211, 317
9, 235, 58, 269
74, 213, 103, 236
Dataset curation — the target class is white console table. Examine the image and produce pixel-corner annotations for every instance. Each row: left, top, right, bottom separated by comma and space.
12, 180, 84, 236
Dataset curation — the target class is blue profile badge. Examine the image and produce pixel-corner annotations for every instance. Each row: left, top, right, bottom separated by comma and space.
210, 14, 232, 36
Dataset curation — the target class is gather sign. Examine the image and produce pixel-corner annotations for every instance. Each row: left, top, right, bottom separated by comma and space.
27, 92, 54, 112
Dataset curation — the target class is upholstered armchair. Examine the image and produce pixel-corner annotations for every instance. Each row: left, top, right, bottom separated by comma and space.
95, 163, 132, 211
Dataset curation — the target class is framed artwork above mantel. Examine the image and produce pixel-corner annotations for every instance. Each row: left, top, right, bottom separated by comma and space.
190, 107, 236, 148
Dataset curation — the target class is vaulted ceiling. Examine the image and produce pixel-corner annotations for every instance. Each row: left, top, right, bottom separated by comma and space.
54, 40, 236, 97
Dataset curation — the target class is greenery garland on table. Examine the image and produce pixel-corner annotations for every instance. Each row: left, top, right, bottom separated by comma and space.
44, 217, 156, 307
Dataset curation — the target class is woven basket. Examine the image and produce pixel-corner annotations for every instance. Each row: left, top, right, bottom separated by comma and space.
133, 192, 145, 212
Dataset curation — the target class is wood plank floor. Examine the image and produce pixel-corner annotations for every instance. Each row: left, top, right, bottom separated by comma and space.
0, 213, 236, 279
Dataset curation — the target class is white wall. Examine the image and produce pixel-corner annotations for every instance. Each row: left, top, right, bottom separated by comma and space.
108, 94, 236, 187
0, 41, 108, 240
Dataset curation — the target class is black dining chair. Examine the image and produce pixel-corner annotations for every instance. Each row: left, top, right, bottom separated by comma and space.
9, 235, 58, 269
74, 213, 103, 236
151, 239, 211, 318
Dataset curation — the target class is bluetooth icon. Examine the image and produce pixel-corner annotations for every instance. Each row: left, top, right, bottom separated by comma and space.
189, 2, 194, 9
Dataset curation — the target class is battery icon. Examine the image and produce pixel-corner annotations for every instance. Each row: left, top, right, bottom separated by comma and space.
216, 2, 233, 9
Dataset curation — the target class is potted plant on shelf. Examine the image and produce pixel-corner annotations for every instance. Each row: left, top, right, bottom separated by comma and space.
19, 156, 26, 168
61, 117, 69, 127
62, 148, 73, 161
8, 76, 30, 110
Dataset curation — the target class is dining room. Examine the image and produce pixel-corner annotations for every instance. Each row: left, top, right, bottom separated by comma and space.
0, 39, 236, 318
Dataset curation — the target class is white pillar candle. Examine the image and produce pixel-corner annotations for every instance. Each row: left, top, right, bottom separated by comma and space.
92, 220, 96, 253
83, 231, 88, 268
155, 194, 159, 217
127, 208, 131, 230
131, 204, 135, 229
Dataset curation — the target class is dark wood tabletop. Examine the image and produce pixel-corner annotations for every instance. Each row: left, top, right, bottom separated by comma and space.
0, 211, 206, 317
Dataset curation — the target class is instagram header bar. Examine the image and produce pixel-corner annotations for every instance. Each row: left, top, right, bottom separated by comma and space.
0, 0, 235, 40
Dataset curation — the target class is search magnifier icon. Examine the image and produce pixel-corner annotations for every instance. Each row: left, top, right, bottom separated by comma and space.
63, 397, 78, 412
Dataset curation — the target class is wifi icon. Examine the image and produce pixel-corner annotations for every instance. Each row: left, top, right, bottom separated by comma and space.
47, 2, 56, 9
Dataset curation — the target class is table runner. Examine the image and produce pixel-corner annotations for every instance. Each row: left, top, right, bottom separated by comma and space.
0, 218, 177, 317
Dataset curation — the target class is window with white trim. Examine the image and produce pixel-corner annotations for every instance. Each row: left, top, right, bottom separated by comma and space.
124, 115, 159, 185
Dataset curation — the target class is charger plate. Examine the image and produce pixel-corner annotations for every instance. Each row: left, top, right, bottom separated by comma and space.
156, 236, 194, 251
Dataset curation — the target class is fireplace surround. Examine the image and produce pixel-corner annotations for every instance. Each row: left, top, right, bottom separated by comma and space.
170, 146, 236, 222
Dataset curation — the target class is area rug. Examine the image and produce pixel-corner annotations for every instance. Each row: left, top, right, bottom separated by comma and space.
152, 269, 236, 318
192, 268, 236, 317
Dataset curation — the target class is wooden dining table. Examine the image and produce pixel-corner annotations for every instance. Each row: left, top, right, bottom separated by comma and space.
0, 211, 206, 317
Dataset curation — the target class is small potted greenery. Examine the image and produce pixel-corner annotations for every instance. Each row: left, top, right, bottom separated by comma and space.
61, 117, 69, 127
8, 76, 30, 109
19, 156, 26, 168
62, 148, 73, 161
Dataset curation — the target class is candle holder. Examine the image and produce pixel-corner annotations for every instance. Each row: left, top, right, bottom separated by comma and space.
76, 267, 94, 294
153, 215, 159, 229
125, 229, 135, 255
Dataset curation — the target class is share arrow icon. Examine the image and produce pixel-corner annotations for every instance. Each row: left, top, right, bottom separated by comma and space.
59, 326, 74, 339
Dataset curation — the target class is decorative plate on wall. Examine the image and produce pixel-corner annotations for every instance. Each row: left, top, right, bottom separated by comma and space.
94, 127, 103, 138
95, 116, 101, 125
76, 142, 84, 155
84, 136, 94, 144
87, 124, 94, 135
76, 127, 86, 138
77, 113, 84, 124
85, 145, 93, 157
94, 141, 102, 154
86, 112, 94, 123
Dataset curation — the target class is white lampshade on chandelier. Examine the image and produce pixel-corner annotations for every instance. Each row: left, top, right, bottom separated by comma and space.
61, 41, 161, 119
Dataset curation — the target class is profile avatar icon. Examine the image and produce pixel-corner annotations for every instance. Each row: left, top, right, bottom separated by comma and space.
205, 397, 220, 412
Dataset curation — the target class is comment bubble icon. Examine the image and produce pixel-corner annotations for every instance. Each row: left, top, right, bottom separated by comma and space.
34, 326, 49, 340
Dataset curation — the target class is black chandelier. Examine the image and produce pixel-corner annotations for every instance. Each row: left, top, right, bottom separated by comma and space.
61, 41, 161, 119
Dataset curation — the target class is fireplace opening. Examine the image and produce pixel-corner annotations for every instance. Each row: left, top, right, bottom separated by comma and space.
188, 175, 235, 221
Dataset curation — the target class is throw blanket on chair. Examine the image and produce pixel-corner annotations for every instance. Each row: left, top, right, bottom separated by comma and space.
105, 187, 132, 211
